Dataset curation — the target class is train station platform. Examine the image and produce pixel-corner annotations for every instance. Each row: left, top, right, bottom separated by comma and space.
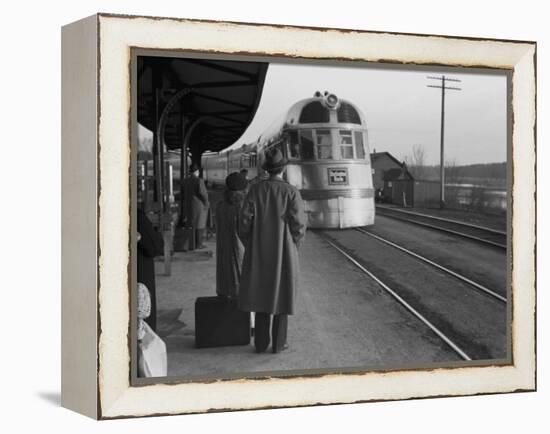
153, 228, 460, 380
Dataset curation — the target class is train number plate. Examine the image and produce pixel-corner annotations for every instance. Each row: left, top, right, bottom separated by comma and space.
328, 168, 349, 185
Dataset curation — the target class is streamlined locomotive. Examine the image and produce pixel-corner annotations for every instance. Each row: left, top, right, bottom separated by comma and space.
202, 91, 375, 228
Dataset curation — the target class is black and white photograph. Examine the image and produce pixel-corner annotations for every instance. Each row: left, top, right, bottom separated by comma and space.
3, 0, 543, 429
133, 53, 510, 381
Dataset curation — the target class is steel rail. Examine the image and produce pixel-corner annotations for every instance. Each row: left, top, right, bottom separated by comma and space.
376, 211, 507, 249
355, 228, 507, 303
318, 233, 472, 361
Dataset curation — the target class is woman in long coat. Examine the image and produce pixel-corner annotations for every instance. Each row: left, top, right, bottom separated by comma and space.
215, 172, 247, 298
238, 148, 307, 353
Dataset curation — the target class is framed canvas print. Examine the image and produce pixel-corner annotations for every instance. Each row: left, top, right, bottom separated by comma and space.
61, 13, 536, 419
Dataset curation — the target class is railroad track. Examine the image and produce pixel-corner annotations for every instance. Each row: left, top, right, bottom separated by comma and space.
316, 229, 508, 362
375, 206, 507, 249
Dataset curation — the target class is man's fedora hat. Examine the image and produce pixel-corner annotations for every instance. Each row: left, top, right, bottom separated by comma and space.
261, 148, 288, 171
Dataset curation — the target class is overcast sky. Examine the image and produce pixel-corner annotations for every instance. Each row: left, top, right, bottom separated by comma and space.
232, 62, 508, 166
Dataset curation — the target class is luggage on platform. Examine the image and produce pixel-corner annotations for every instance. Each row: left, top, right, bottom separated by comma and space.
195, 296, 251, 348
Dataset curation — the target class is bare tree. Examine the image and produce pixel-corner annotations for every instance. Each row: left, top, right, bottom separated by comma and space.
403, 144, 427, 179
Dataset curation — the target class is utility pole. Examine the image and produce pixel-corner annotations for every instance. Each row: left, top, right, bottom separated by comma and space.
427, 75, 462, 209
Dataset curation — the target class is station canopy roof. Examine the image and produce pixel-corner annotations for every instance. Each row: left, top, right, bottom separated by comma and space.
137, 56, 268, 156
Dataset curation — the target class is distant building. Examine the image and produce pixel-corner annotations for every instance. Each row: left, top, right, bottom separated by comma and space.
370, 151, 414, 206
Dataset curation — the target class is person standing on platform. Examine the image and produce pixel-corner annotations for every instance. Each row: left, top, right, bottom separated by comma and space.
215, 172, 247, 299
248, 168, 268, 188
137, 207, 164, 331
238, 148, 307, 353
182, 163, 209, 249
239, 169, 250, 194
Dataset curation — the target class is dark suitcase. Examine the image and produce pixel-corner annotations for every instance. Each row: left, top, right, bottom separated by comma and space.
195, 296, 251, 348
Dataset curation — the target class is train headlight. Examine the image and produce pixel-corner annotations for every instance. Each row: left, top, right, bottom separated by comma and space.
326, 93, 339, 108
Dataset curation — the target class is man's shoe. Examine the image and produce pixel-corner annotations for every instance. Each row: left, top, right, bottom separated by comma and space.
272, 343, 289, 354
255, 345, 269, 354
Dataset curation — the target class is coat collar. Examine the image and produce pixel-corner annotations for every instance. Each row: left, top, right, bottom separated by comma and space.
266, 176, 285, 183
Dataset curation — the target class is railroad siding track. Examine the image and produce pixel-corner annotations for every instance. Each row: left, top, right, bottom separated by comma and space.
375, 206, 507, 249
365, 215, 507, 293
355, 228, 507, 303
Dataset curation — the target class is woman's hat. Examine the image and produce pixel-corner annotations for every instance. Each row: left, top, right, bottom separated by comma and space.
190, 163, 200, 173
226, 172, 248, 191
137, 283, 151, 319
261, 148, 288, 171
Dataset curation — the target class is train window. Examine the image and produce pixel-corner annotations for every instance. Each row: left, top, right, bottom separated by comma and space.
337, 102, 361, 124
354, 131, 366, 159
273, 142, 284, 157
299, 130, 315, 160
340, 130, 352, 145
341, 147, 354, 159
316, 129, 332, 160
287, 131, 300, 159
339, 130, 354, 159
288, 142, 300, 159
299, 101, 330, 123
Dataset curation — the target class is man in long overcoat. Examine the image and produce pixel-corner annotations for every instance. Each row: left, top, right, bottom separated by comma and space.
182, 164, 209, 249
238, 148, 307, 353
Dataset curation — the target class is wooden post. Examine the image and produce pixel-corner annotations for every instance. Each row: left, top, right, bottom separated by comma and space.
156, 88, 194, 254
427, 75, 461, 209
163, 161, 174, 275
179, 112, 187, 228
142, 161, 149, 213
440, 75, 446, 209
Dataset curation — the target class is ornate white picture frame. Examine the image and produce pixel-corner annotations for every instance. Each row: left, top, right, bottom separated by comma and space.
61, 13, 536, 419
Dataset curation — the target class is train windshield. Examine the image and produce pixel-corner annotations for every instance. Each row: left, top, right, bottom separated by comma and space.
299, 130, 315, 160
354, 131, 366, 159
316, 129, 332, 160
288, 131, 300, 159
290, 128, 367, 161
339, 130, 354, 159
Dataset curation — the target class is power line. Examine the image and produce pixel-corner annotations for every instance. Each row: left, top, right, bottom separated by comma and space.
427, 75, 462, 209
